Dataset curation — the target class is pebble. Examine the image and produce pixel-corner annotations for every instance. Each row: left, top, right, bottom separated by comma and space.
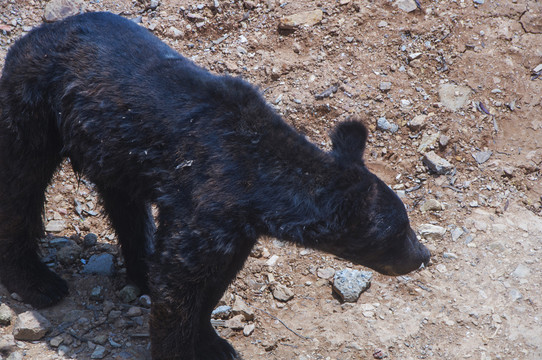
418, 224, 447, 240
243, 323, 255, 336
377, 117, 399, 133
443, 252, 458, 259
49, 237, 70, 248
508, 288, 522, 301
126, 306, 142, 317
278, 9, 323, 30
91, 345, 107, 359
420, 199, 444, 212
225, 315, 245, 330
451, 227, 464, 242
139, 294, 152, 307
83, 233, 98, 247
0, 335, 16, 353
332, 269, 373, 303
473, 0, 484, 4
317, 267, 335, 280
377, 20, 388, 28
56, 243, 82, 265
511, 264, 530, 278
119, 285, 140, 303
13, 311, 51, 341
166, 26, 184, 39
417, 132, 440, 153
50, 335, 64, 348
43, 0, 85, 23
45, 220, 66, 233
271, 284, 294, 302
379, 81, 392, 92
395, 0, 418, 12
7, 352, 23, 360
423, 151, 454, 175
266, 254, 279, 266
408, 114, 427, 131
0, 303, 13, 325
212, 305, 232, 319
232, 296, 254, 321
438, 84, 472, 111
82, 253, 115, 276
473, 151, 492, 164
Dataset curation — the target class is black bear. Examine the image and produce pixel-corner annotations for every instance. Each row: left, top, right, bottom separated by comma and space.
0, 12, 430, 360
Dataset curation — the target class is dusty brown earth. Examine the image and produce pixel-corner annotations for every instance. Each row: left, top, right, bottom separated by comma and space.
0, 0, 541, 359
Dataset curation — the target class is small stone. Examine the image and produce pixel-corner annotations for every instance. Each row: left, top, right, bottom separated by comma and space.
266, 254, 279, 266
395, 0, 418, 12
50, 335, 64, 348
418, 224, 447, 240
0, 334, 16, 353
508, 288, 522, 301
317, 267, 335, 280
90, 286, 104, 302
377, 117, 399, 133
379, 81, 392, 92
377, 20, 388, 28
436, 264, 447, 273
149, 0, 160, 10
278, 9, 323, 30
451, 227, 464, 242
56, 243, 82, 265
0, 303, 13, 325
511, 264, 530, 278
423, 151, 454, 175
244, 0, 256, 9
126, 306, 142, 317
243, 323, 255, 336
473, 151, 492, 164
13, 311, 51, 341
473, 0, 484, 4
49, 237, 70, 248
119, 285, 141, 303
439, 134, 450, 147
417, 132, 440, 153
45, 220, 66, 233
91, 345, 108, 359
83, 233, 98, 247
43, 0, 85, 22
93, 334, 108, 345
232, 296, 254, 321
520, 8, 542, 34
139, 294, 152, 307
7, 352, 23, 360
408, 114, 427, 131
408, 52, 422, 60
272, 284, 294, 302
438, 84, 472, 111
82, 253, 115, 276
443, 252, 458, 259
166, 26, 184, 39
186, 13, 206, 22
332, 269, 373, 303
225, 315, 245, 330
212, 305, 232, 319
420, 199, 444, 212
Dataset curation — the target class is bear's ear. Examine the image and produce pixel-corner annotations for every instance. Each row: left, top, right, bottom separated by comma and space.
330, 119, 368, 164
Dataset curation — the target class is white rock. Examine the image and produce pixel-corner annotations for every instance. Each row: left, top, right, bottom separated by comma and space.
13, 311, 51, 341
418, 224, 447, 240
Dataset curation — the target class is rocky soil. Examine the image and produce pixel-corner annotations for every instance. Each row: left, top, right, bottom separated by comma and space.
0, 0, 541, 359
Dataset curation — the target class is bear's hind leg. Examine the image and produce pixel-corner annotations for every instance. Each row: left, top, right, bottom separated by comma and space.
0, 127, 67, 308
97, 187, 155, 292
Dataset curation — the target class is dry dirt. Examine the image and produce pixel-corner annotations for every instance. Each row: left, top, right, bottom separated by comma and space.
0, 0, 541, 359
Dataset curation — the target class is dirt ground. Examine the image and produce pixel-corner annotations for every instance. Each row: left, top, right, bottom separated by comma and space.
0, 0, 541, 359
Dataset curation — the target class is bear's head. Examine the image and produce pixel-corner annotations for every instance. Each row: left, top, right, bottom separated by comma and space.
324, 120, 430, 276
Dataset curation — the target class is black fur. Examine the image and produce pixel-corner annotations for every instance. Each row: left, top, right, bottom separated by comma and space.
0, 12, 430, 360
